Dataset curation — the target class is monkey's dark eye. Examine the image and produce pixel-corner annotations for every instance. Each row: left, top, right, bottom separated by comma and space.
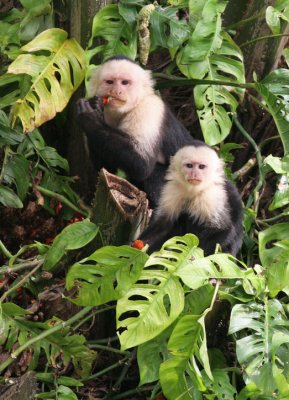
185, 163, 193, 168
199, 164, 206, 169
106, 80, 114, 84
122, 80, 130, 85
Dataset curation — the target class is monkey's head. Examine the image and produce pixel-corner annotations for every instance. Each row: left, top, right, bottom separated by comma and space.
88, 56, 154, 113
167, 145, 225, 192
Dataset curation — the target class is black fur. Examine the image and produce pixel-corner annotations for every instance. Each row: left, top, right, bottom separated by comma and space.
139, 181, 243, 257
76, 85, 193, 208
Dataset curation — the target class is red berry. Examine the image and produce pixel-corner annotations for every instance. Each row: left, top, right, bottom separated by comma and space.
102, 96, 109, 105
132, 240, 145, 250
55, 202, 63, 215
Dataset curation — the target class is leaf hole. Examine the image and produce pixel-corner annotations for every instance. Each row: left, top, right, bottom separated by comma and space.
163, 293, 171, 317
53, 64, 61, 83
44, 78, 51, 92
128, 294, 148, 301
118, 310, 140, 321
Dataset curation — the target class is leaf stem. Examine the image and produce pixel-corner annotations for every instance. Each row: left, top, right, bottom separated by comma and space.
0, 259, 44, 302
0, 146, 11, 184
105, 385, 155, 400
225, 11, 264, 30
233, 115, 264, 211
0, 240, 13, 259
112, 348, 136, 390
88, 343, 129, 355
36, 185, 90, 218
80, 354, 130, 382
155, 74, 254, 90
240, 33, 289, 48
71, 304, 116, 331
1, 257, 44, 274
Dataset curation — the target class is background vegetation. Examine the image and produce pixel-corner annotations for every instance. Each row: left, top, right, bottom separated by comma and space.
0, 0, 289, 399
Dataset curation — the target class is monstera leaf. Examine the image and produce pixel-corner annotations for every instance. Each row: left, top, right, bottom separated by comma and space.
176, 0, 245, 145
256, 69, 289, 155
86, 5, 137, 66
229, 300, 289, 397
8, 28, 85, 132
117, 234, 202, 350
66, 245, 148, 306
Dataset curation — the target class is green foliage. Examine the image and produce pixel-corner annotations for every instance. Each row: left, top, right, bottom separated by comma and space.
8, 28, 85, 132
66, 245, 148, 305
0, 303, 97, 377
1, 0, 289, 399
229, 300, 289, 398
266, 0, 289, 34
43, 219, 99, 271
66, 234, 274, 400
0, 0, 53, 64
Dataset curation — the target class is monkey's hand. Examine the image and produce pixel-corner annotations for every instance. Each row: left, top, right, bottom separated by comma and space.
76, 98, 104, 131
88, 96, 104, 115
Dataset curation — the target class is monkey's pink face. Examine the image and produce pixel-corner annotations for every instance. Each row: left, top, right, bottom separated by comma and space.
91, 60, 153, 112
99, 77, 132, 108
182, 161, 208, 185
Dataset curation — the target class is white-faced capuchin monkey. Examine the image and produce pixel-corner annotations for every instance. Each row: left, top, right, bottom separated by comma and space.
76, 55, 193, 207
138, 142, 243, 256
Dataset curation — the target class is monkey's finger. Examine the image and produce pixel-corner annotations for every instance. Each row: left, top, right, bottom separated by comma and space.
76, 98, 94, 114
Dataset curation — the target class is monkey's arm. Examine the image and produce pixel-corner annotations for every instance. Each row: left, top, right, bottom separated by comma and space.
76, 98, 157, 179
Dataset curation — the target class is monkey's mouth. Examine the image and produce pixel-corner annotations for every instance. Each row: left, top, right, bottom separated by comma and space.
188, 179, 201, 185
102, 96, 126, 106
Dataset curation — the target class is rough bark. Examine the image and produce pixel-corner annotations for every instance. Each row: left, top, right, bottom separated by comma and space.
89, 169, 150, 249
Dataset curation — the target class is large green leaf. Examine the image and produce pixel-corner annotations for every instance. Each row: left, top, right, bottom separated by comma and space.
177, 3, 244, 145
4, 154, 29, 201
117, 234, 200, 350
229, 300, 289, 396
8, 28, 85, 132
137, 325, 173, 385
266, 1, 289, 34
259, 222, 289, 266
66, 245, 147, 306
256, 72, 289, 154
258, 223, 289, 296
85, 4, 137, 68
43, 220, 98, 271
176, 252, 263, 295
160, 357, 197, 400
0, 184, 23, 208
149, 6, 190, 53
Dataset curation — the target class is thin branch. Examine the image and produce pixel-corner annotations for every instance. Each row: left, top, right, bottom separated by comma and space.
240, 33, 289, 48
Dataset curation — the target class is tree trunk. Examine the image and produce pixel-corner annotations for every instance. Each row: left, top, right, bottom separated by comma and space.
65, 0, 112, 199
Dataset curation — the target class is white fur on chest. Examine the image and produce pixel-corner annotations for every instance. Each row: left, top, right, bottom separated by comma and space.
104, 95, 165, 158
158, 180, 229, 228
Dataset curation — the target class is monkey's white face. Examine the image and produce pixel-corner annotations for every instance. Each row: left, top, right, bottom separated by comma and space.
182, 160, 208, 185
168, 145, 224, 191
90, 59, 154, 113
